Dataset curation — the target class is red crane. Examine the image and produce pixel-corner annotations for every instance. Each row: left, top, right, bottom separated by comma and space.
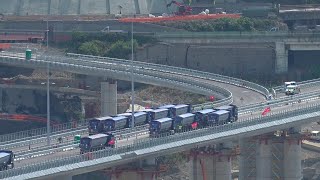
166, 0, 192, 16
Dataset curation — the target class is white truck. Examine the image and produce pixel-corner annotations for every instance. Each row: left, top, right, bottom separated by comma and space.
285, 84, 300, 95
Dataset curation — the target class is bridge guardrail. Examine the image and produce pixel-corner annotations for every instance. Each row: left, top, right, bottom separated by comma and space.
273, 78, 320, 92
14, 128, 149, 161
39, 54, 233, 99
1, 102, 319, 179
0, 120, 87, 144
0, 52, 232, 99
65, 53, 270, 98
239, 91, 320, 114
0, 124, 149, 151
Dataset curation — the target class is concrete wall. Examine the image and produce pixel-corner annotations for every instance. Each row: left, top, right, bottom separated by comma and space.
0, 0, 19, 15
80, 0, 107, 15
0, 0, 187, 15
19, 0, 50, 15
1, 88, 38, 114
136, 42, 275, 78
109, 0, 136, 15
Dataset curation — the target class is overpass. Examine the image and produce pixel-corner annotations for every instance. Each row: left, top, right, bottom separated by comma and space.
0, 51, 318, 179
155, 31, 320, 74
0, 51, 269, 115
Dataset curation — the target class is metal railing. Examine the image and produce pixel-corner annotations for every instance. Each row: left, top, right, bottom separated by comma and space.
65, 53, 269, 98
0, 123, 149, 150
0, 52, 232, 98
14, 127, 149, 161
0, 102, 319, 179
274, 78, 320, 92
0, 121, 87, 144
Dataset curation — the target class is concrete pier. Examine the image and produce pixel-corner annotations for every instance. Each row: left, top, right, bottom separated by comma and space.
239, 131, 303, 180
239, 138, 256, 180
275, 42, 288, 74
256, 139, 272, 180
215, 151, 232, 180
283, 136, 302, 180
189, 144, 233, 180
100, 79, 117, 116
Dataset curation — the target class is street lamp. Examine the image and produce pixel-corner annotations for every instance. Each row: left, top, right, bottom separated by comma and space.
46, 19, 50, 146
130, 15, 135, 129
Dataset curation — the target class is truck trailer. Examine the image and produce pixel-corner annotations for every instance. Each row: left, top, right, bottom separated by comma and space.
0, 150, 14, 171
79, 133, 115, 154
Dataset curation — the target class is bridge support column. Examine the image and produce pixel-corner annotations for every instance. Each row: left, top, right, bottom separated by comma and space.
215, 149, 232, 180
100, 79, 117, 116
239, 131, 303, 180
275, 42, 288, 74
256, 138, 272, 180
283, 128, 303, 180
239, 138, 256, 180
189, 144, 233, 180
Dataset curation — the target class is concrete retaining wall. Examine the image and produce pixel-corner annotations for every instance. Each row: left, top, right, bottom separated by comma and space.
0, 0, 19, 15
136, 42, 275, 78
0, 0, 158, 15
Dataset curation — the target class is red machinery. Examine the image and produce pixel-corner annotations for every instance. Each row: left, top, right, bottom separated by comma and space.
166, 0, 192, 16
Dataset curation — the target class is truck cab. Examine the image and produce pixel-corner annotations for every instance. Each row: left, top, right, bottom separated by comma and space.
285, 85, 300, 95
284, 81, 296, 91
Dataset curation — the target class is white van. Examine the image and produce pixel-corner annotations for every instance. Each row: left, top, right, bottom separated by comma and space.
284, 81, 296, 92
285, 85, 300, 95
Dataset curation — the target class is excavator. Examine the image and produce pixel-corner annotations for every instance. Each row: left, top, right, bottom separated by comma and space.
166, 0, 192, 16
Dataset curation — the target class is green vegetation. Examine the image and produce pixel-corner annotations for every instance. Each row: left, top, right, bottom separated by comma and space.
67, 32, 156, 59
156, 17, 287, 32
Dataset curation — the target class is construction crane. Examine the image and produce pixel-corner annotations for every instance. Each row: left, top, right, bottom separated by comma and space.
166, 0, 192, 16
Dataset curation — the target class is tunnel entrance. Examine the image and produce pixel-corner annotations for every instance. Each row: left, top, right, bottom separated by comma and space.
288, 50, 320, 80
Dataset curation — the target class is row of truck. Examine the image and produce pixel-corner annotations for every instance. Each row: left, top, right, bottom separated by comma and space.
79, 104, 238, 153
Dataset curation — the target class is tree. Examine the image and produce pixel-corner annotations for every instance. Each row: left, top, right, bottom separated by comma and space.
78, 40, 104, 56
107, 40, 138, 59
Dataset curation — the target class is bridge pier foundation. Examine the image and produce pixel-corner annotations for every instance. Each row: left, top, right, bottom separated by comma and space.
100, 78, 117, 116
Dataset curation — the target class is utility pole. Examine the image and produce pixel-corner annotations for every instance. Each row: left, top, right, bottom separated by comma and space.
130, 15, 135, 129
46, 19, 51, 146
